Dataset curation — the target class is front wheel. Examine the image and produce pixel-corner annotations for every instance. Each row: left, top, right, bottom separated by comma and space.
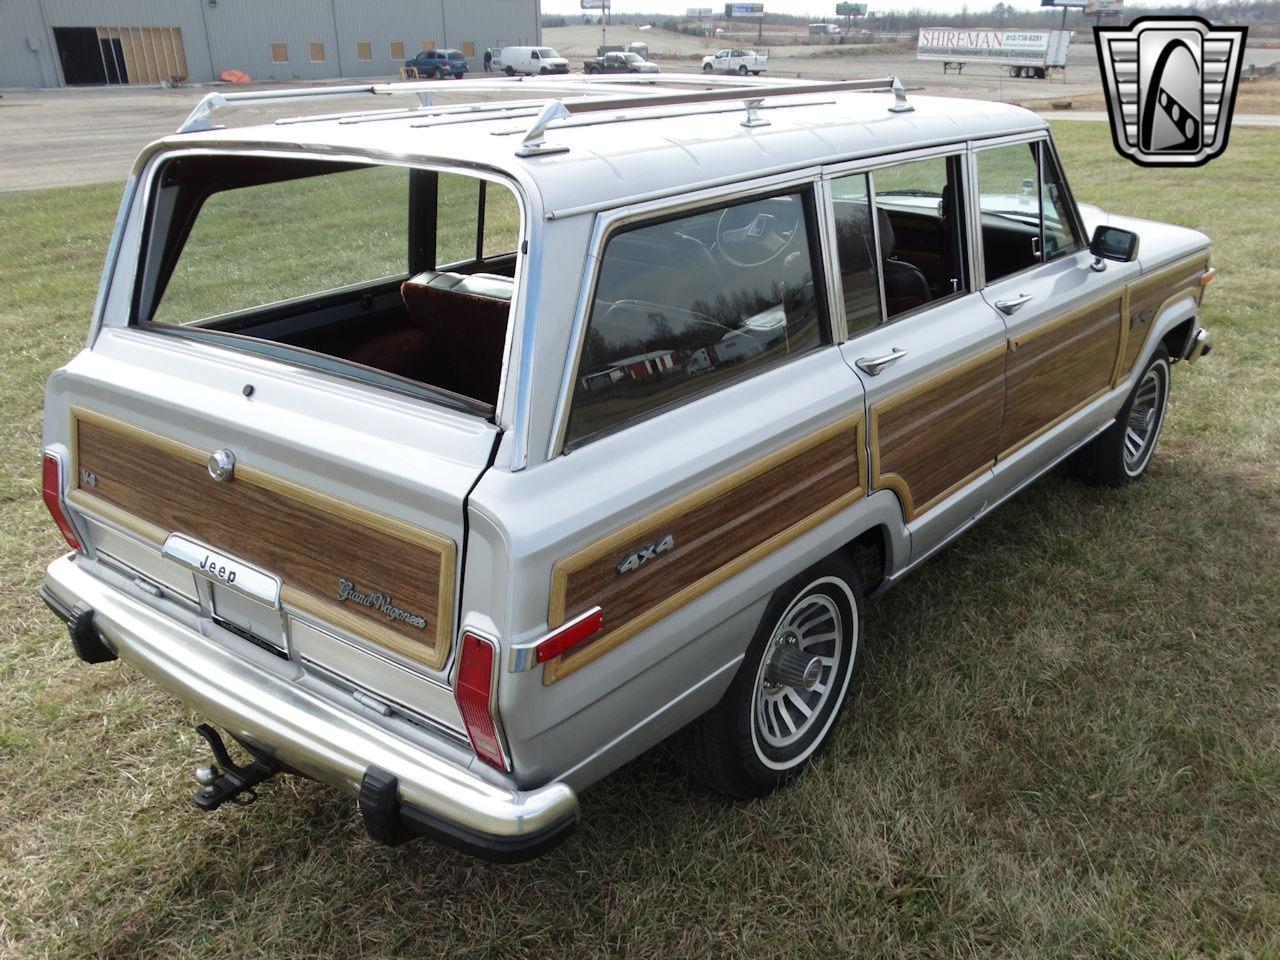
453, 72, 464, 80
1071, 347, 1171, 486
674, 556, 863, 799
738, 64, 749, 75
703, 63, 714, 72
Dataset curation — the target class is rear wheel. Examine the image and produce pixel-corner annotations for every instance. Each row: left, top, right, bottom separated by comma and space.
505, 65, 515, 77
752, 70, 761, 75
1009, 66, 1020, 78
675, 555, 863, 799
738, 64, 749, 75
453, 72, 464, 79
1070, 347, 1171, 486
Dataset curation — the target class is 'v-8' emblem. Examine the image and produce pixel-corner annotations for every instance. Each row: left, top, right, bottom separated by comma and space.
616, 533, 676, 575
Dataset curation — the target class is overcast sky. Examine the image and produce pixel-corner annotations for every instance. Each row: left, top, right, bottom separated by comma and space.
543, 0, 1077, 15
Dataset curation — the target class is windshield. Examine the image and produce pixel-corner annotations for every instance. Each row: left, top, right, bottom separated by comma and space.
536, 48, 557, 58
442, 49, 462, 58
623, 53, 642, 62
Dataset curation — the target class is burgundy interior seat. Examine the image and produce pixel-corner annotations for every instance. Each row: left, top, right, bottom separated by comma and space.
396, 270, 514, 405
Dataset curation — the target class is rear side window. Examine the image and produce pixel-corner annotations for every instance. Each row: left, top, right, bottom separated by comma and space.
566, 189, 828, 447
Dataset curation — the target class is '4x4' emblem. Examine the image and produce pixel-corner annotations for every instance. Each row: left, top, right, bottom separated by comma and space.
617, 534, 675, 575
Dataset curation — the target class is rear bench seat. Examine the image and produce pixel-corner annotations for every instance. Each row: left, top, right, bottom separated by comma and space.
348, 270, 513, 406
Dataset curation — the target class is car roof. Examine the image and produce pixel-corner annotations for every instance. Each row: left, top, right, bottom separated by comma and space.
154, 82, 1048, 217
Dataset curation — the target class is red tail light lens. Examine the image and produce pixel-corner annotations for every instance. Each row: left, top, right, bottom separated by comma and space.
41, 452, 82, 552
455, 631, 508, 771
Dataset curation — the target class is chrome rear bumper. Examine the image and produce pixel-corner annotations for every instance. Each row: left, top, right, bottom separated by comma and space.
42, 554, 578, 861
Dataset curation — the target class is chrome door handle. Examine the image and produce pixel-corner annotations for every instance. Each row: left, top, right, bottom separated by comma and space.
855, 348, 908, 376
994, 293, 1035, 315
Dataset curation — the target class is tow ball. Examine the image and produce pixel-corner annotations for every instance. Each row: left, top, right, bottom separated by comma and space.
192, 723, 281, 811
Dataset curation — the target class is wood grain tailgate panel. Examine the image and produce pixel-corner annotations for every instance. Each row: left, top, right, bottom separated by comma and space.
545, 413, 866, 683
69, 407, 456, 671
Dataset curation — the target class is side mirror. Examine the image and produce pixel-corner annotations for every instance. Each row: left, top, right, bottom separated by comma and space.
1090, 224, 1139, 263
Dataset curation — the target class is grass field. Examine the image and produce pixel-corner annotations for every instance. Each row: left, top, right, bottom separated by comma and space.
1, 121, 1278, 959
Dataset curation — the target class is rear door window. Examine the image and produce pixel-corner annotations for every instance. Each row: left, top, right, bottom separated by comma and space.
566, 188, 829, 447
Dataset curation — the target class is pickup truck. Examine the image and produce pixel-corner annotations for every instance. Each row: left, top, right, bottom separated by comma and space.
702, 49, 768, 75
583, 52, 661, 74
39, 75, 1214, 862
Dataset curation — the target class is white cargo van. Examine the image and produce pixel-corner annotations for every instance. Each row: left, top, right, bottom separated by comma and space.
496, 46, 570, 76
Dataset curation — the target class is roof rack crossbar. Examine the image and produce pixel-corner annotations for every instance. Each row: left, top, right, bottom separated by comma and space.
514, 76, 912, 156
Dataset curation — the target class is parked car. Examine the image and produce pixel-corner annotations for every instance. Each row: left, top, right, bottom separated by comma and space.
702, 48, 768, 74
404, 48, 468, 80
39, 75, 1215, 863
496, 46, 570, 76
583, 52, 661, 74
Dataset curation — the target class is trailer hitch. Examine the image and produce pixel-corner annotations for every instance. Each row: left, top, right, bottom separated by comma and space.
192, 723, 281, 811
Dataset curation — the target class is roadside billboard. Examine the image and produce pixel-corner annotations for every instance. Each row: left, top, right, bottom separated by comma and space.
725, 3, 765, 18
836, 3, 868, 15
918, 28, 1054, 65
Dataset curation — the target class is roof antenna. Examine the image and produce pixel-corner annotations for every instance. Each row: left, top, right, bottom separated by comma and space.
888, 76, 913, 113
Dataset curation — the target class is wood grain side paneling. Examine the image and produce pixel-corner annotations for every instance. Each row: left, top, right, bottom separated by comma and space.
544, 413, 866, 684
999, 295, 1123, 458
69, 407, 456, 671
870, 346, 1006, 522
1115, 255, 1209, 382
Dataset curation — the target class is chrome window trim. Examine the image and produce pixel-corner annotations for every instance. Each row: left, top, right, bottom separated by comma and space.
87, 175, 137, 349
830, 147, 977, 343
545, 167, 825, 461
819, 140, 974, 180
969, 132, 1089, 290
814, 178, 847, 344
113, 144, 533, 434
542, 128, 1046, 222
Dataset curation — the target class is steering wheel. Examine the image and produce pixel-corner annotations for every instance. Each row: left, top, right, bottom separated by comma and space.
715, 197, 802, 269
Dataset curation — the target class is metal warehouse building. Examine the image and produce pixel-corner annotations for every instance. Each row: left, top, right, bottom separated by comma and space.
1, 0, 541, 89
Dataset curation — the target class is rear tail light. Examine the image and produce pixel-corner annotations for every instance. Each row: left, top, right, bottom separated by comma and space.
1201, 268, 1216, 288
455, 631, 508, 771
41, 451, 82, 552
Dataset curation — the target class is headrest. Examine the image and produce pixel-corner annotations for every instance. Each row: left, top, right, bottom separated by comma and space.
876, 207, 894, 259
404, 271, 514, 302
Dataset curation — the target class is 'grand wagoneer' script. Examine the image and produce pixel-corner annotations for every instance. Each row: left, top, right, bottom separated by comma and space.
336, 578, 428, 630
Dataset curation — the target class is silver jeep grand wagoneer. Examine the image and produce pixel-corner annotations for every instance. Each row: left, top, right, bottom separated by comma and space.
39, 76, 1215, 860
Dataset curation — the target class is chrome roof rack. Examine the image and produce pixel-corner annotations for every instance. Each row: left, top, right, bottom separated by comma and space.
510, 76, 913, 157
176, 75, 915, 155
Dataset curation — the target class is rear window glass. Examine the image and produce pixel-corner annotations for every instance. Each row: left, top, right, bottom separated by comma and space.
154, 165, 408, 325
138, 157, 523, 413
566, 189, 828, 447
